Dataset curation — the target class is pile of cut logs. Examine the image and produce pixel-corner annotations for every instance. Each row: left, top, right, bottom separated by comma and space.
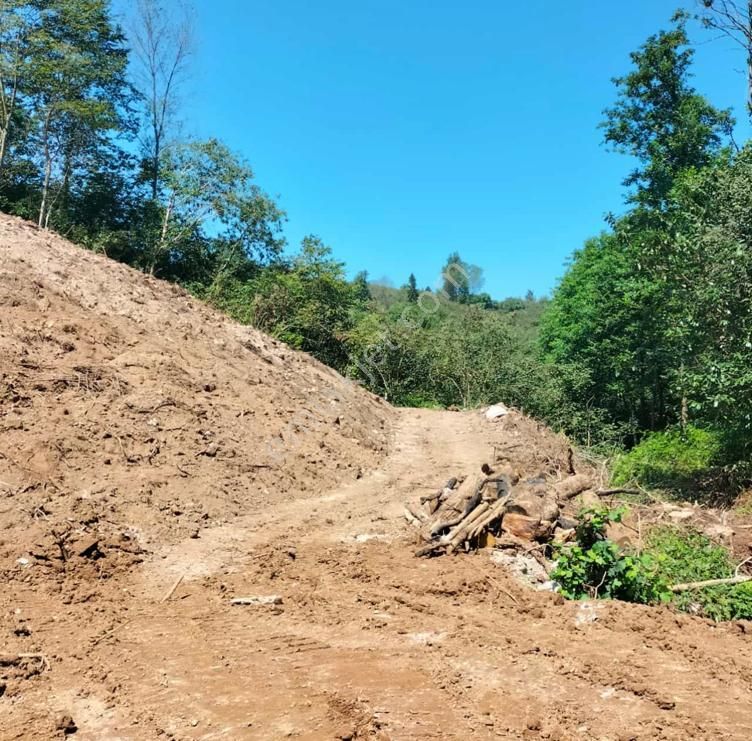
405, 464, 592, 558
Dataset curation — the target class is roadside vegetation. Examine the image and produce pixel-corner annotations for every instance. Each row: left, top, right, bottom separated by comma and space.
553, 507, 752, 621
3, 1, 752, 614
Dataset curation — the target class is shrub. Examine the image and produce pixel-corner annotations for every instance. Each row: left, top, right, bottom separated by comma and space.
611, 425, 722, 491
552, 507, 670, 604
644, 527, 752, 621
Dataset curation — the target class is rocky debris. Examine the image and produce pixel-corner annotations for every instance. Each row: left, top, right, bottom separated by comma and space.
490, 550, 551, 588
408, 464, 591, 558
55, 714, 77, 735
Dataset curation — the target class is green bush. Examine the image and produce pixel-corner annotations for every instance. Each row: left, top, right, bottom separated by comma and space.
611, 425, 722, 491
644, 527, 752, 621
552, 507, 670, 604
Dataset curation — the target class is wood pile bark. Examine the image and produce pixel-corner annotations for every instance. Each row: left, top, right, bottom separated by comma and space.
407, 465, 592, 558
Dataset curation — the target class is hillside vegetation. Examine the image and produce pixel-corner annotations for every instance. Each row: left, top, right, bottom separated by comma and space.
2, 3, 752, 499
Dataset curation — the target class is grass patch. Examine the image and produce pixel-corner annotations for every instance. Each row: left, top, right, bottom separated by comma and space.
644, 527, 752, 622
611, 426, 722, 495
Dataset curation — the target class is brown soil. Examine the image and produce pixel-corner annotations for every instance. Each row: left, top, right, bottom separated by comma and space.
3, 216, 752, 740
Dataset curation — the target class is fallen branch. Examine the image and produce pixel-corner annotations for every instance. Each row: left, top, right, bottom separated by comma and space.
416, 502, 491, 557
595, 488, 642, 497
161, 574, 184, 603
670, 575, 752, 593
468, 496, 511, 540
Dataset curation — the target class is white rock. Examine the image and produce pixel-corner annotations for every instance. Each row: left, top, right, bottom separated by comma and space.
485, 403, 509, 421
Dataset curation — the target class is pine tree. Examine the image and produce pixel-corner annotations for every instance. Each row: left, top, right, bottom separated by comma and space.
406, 272, 418, 302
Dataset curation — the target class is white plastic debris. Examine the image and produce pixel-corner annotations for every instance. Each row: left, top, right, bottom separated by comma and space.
484, 403, 509, 421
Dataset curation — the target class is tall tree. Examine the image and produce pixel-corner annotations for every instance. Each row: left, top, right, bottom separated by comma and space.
0, 1, 38, 179
153, 138, 285, 275
130, 0, 193, 201
406, 272, 418, 303
29, 0, 133, 228
352, 270, 371, 302
441, 252, 483, 302
696, 1, 752, 118
601, 16, 733, 211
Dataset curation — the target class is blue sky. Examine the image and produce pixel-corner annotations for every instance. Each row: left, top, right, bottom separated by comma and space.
123, 1, 750, 298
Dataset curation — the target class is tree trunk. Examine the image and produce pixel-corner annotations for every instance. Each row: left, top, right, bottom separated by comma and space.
38, 111, 53, 229
151, 132, 160, 201
0, 80, 18, 178
748, 1, 752, 120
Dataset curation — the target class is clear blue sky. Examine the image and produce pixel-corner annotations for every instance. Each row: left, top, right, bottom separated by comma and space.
126, 1, 751, 298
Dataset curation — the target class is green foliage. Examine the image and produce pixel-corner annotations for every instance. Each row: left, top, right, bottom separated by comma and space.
552, 507, 670, 603
441, 252, 483, 303
555, 514, 752, 621
201, 236, 359, 370
611, 426, 722, 491
540, 231, 680, 445
644, 527, 752, 621
406, 273, 418, 303
600, 16, 733, 210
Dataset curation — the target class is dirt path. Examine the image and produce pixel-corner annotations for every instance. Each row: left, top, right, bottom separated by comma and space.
8, 409, 752, 740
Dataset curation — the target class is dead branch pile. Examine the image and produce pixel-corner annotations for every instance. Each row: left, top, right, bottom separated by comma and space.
407, 465, 592, 558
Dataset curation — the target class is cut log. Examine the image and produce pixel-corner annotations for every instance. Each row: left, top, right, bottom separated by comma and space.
468, 496, 510, 540
553, 474, 592, 500
426, 475, 483, 537
405, 501, 428, 523
417, 501, 490, 557
446, 502, 491, 554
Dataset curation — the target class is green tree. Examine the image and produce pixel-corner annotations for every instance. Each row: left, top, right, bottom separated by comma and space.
352, 270, 371, 302
152, 138, 285, 276
406, 272, 418, 303
441, 252, 483, 302
28, 0, 134, 228
601, 16, 733, 210
0, 1, 38, 178
251, 236, 356, 369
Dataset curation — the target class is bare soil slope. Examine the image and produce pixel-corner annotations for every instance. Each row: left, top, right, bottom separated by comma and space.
2, 216, 752, 740
0, 213, 389, 588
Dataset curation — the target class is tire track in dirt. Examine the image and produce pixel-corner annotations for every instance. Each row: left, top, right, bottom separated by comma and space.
13, 408, 752, 739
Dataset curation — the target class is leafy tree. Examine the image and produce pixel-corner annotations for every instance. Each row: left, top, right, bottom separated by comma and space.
352, 270, 371, 302
250, 236, 356, 369
28, 0, 134, 228
665, 145, 752, 450
151, 138, 285, 276
601, 16, 733, 210
0, 1, 38, 178
441, 251, 483, 302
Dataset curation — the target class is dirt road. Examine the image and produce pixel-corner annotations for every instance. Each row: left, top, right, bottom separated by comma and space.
5, 408, 752, 740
